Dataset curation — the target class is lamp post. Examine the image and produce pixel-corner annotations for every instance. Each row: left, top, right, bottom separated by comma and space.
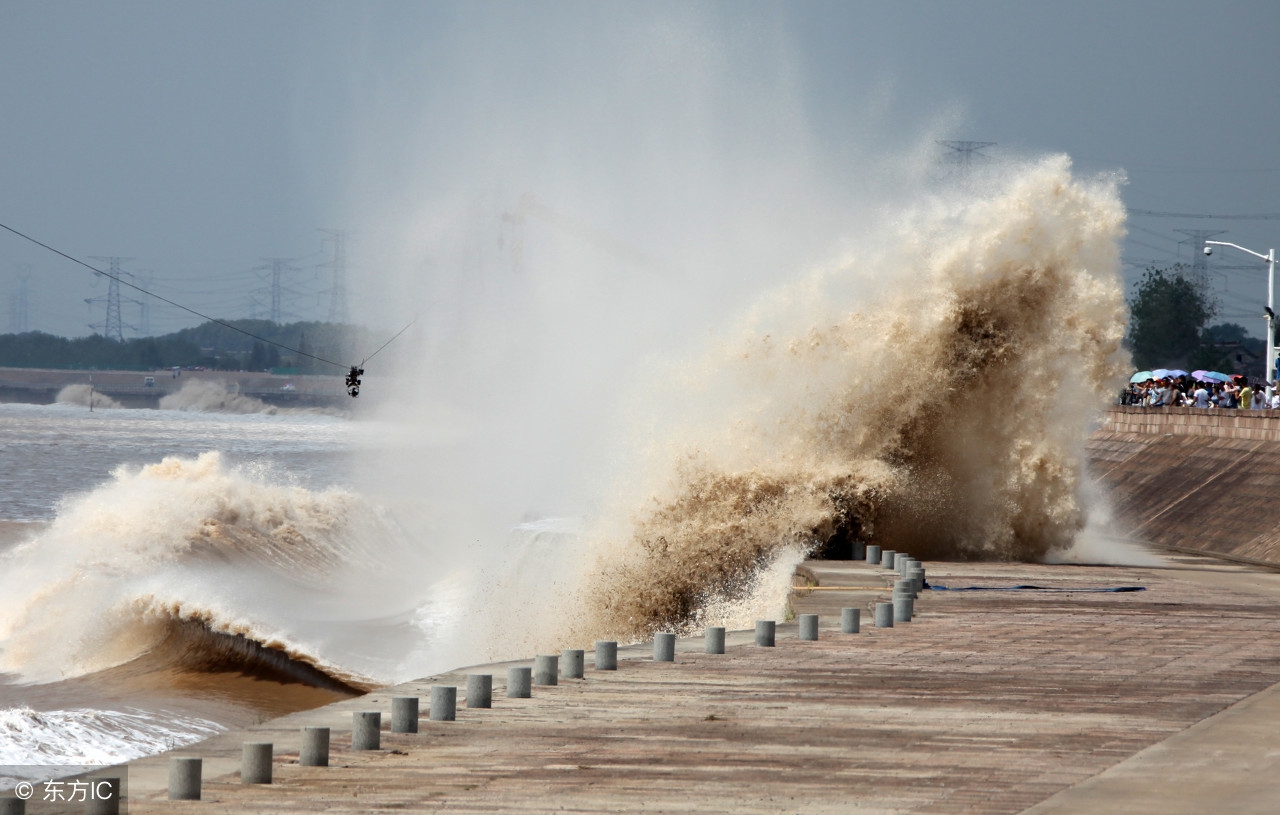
1204, 240, 1277, 393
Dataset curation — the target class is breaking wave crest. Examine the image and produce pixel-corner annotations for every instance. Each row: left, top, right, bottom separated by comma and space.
0, 452, 429, 689
586, 157, 1129, 637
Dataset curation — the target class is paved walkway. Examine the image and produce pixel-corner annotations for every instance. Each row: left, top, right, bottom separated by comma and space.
115, 554, 1280, 813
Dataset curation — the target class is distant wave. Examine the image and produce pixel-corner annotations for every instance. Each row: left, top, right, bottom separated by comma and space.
159, 379, 279, 414
158, 379, 345, 417
55, 384, 122, 410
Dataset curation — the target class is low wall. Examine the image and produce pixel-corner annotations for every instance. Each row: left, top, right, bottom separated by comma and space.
1098, 405, 1280, 442
1088, 406, 1280, 567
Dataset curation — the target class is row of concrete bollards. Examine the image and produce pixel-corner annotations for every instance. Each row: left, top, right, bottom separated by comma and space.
159, 551, 925, 804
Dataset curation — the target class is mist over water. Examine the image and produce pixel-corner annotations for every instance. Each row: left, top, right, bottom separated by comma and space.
320, 9, 1134, 652
351, 156, 1129, 651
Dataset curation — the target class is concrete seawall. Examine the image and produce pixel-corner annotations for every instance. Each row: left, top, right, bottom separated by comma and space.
1089, 406, 1280, 567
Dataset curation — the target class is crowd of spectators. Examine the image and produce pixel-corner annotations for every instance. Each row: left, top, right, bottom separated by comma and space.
1122, 374, 1278, 409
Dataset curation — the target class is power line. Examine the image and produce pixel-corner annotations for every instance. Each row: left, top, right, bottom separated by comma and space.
1175, 229, 1227, 282
0, 220, 346, 369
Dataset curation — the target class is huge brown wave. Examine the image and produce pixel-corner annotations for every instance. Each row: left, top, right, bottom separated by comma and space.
585, 157, 1130, 639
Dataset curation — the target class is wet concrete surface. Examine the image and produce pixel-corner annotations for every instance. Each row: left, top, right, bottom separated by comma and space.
112, 553, 1280, 814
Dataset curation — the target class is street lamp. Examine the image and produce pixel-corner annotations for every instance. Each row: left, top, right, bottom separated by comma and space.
1204, 240, 1278, 391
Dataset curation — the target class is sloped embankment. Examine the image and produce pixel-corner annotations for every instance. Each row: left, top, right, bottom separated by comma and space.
1088, 406, 1280, 566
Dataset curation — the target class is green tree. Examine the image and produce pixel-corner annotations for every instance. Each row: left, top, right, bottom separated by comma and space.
1127, 264, 1217, 368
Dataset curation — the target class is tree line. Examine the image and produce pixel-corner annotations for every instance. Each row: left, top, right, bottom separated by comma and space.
1127, 264, 1266, 376
0, 320, 371, 373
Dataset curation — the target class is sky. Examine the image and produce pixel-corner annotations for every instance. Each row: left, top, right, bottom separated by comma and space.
1, 0, 1277, 340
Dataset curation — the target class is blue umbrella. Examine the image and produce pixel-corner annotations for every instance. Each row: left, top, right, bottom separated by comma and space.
1129, 371, 1154, 383
1166, 369, 1189, 377
1204, 371, 1232, 382
1152, 368, 1172, 379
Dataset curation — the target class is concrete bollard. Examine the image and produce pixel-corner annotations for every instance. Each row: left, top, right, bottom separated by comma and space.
84, 778, 120, 815
466, 674, 493, 708
534, 654, 559, 686
242, 742, 272, 784
798, 614, 819, 641
841, 607, 861, 633
865, 544, 882, 564
852, 540, 866, 561
430, 686, 457, 721
874, 602, 894, 628
352, 711, 381, 750
507, 666, 532, 698
300, 726, 330, 766
168, 756, 202, 800
595, 640, 618, 671
391, 696, 419, 733
654, 632, 676, 662
895, 578, 917, 600
909, 568, 925, 592
881, 549, 896, 569
562, 649, 585, 679
705, 626, 726, 654
0, 798, 22, 815
755, 619, 776, 647
894, 596, 914, 622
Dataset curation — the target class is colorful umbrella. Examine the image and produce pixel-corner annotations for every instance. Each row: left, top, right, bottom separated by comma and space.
1152, 368, 1172, 379
1129, 371, 1154, 383
1204, 371, 1233, 382
1191, 370, 1214, 382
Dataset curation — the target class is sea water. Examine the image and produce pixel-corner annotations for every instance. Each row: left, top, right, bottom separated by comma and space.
0, 402, 361, 776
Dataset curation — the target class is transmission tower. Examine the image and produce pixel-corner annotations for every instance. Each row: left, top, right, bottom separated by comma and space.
254, 257, 299, 323
85, 256, 139, 341
9, 265, 30, 333
938, 141, 997, 174
1175, 229, 1227, 286
320, 229, 349, 324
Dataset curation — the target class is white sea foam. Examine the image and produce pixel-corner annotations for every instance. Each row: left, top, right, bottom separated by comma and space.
0, 706, 223, 773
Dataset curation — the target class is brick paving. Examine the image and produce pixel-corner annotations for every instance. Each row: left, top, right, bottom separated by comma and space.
121, 556, 1280, 814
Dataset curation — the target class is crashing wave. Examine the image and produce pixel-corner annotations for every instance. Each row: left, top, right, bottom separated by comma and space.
586, 156, 1129, 638
55, 384, 123, 410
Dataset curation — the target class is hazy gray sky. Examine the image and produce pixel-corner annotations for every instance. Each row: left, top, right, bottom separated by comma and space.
2, 0, 1277, 338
